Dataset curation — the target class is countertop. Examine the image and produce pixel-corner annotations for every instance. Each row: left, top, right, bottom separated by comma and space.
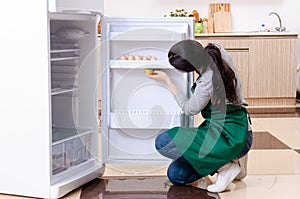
195, 31, 298, 37
98, 31, 298, 39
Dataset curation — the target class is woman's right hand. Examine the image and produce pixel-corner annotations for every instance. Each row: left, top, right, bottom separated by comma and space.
146, 70, 170, 83
146, 70, 179, 95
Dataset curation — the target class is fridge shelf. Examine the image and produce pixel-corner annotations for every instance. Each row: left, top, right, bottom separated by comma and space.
109, 31, 186, 41
52, 127, 93, 144
51, 87, 78, 96
52, 72, 78, 79
109, 60, 173, 69
51, 65, 79, 73
110, 111, 182, 129
50, 56, 80, 62
50, 48, 80, 54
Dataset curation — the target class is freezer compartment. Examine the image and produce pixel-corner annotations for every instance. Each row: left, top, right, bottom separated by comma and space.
52, 128, 93, 175
104, 129, 169, 163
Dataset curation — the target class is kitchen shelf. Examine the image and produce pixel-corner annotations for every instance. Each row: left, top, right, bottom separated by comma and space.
109, 60, 173, 69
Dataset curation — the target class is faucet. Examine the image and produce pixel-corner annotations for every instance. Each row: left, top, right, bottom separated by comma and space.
269, 11, 286, 32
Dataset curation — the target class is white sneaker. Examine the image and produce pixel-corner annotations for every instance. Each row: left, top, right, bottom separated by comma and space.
207, 162, 241, 193
235, 154, 248, 180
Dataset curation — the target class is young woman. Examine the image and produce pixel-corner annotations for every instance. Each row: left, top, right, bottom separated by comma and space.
146, 40, 252, 192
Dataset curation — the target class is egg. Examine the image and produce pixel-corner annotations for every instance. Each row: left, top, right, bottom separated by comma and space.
142, 56, 148, 60
150, 56, 157, 60
146, 56, 152, 60
134, 55, 141, 60
118, 55, 127, 60
127, 55, 135, 60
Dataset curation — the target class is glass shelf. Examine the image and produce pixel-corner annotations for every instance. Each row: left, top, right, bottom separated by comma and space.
52, 127, 93, 144
50, 56, 80, 62
50, 48, 80, 54
51, 87, 78, 96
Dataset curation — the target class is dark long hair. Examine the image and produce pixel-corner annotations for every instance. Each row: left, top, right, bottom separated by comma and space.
168, 40, 239, 108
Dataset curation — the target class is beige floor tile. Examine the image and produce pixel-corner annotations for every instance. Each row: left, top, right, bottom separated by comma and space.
248, 150, 300, 175
253, 118, 300, 149
220, 174, 300, 199
250, 118, 269, 132
0, 195, 37, 199
61, 188, 82, 199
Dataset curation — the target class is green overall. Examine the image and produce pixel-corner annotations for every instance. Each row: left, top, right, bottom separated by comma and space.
167, 85, 248, 177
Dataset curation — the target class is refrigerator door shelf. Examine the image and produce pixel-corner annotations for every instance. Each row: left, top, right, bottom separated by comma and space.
109, 60, 173, 69
110, 112, 183, 129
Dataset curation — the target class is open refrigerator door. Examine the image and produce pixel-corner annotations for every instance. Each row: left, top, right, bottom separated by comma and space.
101, 17, 194, 164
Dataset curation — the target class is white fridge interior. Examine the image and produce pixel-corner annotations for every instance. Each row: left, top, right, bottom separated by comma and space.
101, 17, 194, 163
49, 13, 103, 197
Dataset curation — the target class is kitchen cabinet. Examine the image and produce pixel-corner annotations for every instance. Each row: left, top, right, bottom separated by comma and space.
195, 33, 298, 111
248, 37, 298, 102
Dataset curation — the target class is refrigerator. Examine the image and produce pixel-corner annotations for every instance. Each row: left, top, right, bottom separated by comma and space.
0, 0, 193, 198
0, 0, 104, 198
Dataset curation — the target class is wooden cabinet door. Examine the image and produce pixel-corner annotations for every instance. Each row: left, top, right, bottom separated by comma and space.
226, 49, 249, 98
248, 37, 298, 98
196, 38, 249, 98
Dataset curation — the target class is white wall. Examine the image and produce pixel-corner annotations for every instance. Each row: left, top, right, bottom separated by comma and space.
104, 0, 300, 62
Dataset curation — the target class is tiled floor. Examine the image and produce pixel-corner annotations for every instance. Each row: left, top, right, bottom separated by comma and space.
1, 108, 300, 199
